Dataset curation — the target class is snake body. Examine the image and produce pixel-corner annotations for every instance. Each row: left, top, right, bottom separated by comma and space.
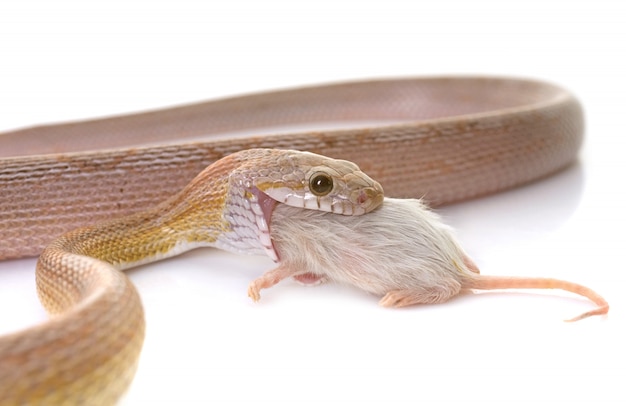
0, 77, 583, 403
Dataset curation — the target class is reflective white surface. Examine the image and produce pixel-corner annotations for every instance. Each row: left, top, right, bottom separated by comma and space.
1, 1, 624, 405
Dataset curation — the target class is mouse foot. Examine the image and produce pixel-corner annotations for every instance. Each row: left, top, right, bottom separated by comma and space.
379, 281, 461, 307
248, 264, 298, 302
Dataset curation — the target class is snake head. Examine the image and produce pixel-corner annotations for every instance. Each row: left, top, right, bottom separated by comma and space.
221, 149, 384, 261
244, 149, 384, 216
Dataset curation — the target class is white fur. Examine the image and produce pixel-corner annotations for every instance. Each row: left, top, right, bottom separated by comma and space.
267, 197, 607, 319
270, 197, 475, 302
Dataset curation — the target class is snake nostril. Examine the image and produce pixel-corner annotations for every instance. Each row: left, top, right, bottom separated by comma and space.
356, 188, 383, 209
357, 191, 368, 205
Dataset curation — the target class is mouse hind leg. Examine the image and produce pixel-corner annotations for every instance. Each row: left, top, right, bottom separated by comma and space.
293, 273, 328, 286
463, 254, 480, 274
379, 278, 462, 307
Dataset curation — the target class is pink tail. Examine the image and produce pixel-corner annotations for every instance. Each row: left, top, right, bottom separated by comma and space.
464, 275, 609, 322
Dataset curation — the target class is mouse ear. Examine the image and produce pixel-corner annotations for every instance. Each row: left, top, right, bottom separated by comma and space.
463, 254, 480, 274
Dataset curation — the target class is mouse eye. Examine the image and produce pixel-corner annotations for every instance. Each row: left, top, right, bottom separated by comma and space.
309, 172, 334, 196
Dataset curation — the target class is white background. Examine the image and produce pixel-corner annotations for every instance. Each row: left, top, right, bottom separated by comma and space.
1, 1, 625, 405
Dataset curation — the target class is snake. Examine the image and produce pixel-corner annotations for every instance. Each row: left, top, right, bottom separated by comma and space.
0, 77, 583, 404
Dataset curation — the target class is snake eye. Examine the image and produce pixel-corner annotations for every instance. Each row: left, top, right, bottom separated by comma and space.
309, 172, 334, 196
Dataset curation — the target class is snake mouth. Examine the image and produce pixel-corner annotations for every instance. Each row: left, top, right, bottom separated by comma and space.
251, 187, 280, 261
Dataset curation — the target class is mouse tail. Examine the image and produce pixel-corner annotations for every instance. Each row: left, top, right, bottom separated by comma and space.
464, 275, 609, 322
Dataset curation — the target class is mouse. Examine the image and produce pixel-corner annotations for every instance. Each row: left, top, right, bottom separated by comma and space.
248, 197, 608, 321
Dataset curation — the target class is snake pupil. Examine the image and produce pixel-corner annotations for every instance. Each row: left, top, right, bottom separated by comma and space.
310, 173, 333, 196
